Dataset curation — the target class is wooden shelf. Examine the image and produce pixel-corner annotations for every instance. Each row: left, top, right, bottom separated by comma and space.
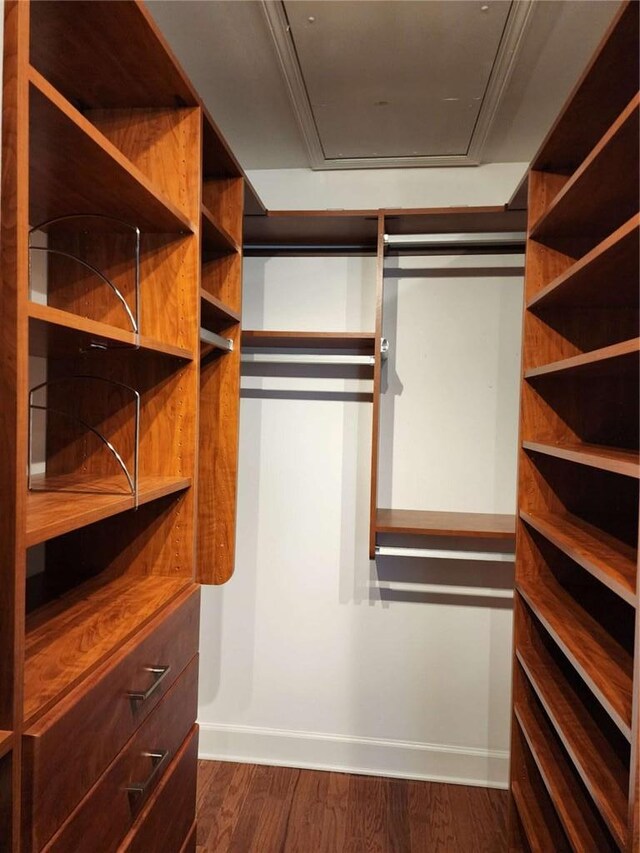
521, 510, 636, 606
528, 215, 639, 310
242, 330, 376, 353
200, 290, 240, 332
376, 508, 515, 539
512, 771, 569, 852
517, 639, 628, 847
26, 474, 191, 547
24, 572, 190, 726
201, 204, 239, 254
28, 301, 193, 360
523, 440, 640, 479
0, 732, 12, 761
517, 580, 633, 740
525, 338, 639, 380
29, 68, 194, 233
514, 699, 617, 852
531, 96, 639, 252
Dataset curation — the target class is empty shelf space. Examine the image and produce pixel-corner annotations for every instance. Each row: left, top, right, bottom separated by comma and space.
26, 474, 191, 547
516, 578, 633, 739
24, 572, 190, 726
528, 215, 639, 310
512, 779, 568, 853
376, 509, 516, 539
200, 290, 240, 331
523, 441, 640, 479
242, 330, 377, 353
517, 639, 629, 847
514, 697, 617, 852
531, 95, 639, 252
0, 732, 12, 760
29, 68, 194, 233
201, 204, 239, 254
524, 338, 639, 379
28, 302, 193, 360
521, 510, 636, 605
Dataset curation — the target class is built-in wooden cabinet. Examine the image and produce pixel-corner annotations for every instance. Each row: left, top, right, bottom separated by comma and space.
0, 2, 245, 849
508, 3, 640, 850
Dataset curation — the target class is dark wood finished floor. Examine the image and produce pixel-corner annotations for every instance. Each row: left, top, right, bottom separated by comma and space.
196, 760, 508, 852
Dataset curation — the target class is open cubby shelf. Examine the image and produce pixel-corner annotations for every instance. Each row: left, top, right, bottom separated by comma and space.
520, 510, 636, 606
200, 290, 240, 332
514, 695, 617, 852
24, 572, 190, 726
0, 733, 12, 762
516, 639, 629, 847
375, 509, 515, 539
201, 203, 239, 255
530, 95, 639, 254
29, 68, 194, 233
517, 574, 633, 741
26, 475, 191, 547
523, 441, 640, 479
28, 301, 194, 361
512, 775, 569, 853
528, 215, 639, 310
242, 330, 376, 353
524, 338, 639, 380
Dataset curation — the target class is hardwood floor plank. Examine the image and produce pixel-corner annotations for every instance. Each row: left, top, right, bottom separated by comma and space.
197, 761, 256, 852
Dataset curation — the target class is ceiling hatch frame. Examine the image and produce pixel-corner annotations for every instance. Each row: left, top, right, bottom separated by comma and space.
261, 0, 536, 170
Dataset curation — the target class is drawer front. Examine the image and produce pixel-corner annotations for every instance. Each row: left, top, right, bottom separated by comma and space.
43, 654, 199, 853
120, 727, 198, 853
24, 585, 200, 851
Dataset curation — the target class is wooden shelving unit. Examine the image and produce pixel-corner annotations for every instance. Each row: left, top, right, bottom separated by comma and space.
0, 1, 247, 848
242, 330, 376, 353
376, 509, 515, 539
508, 4, 640, 849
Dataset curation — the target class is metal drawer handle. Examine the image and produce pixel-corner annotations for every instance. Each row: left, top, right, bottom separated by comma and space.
127, 665, 171, 706
125, 750, 169, 808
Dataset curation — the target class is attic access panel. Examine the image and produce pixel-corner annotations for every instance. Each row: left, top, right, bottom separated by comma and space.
269, 0, 532, 169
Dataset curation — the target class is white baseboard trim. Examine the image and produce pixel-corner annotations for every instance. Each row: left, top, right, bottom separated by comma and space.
198, 722, 509, 789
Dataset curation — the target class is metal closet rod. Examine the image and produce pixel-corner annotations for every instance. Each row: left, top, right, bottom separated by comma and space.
375, 545, 515, 562
373, 580, 514, 600
384, 231, 527, 248
200, 328, 234, 351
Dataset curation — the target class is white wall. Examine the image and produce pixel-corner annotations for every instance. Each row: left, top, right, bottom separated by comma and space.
198, 250, 524, 787
246, 162, 527, 211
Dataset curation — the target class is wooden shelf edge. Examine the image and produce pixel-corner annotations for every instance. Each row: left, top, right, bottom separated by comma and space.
520, 510, 636, 606
201, 203, 240, 254
26, 475, 192, 547
527, 215, 640, 309
0, 731, 12, 760
200, 290, 241, 326
376, 508, 516, 539
525, 338, 639, 380
523, 440, 640, 479
514, 702, 615, 852
24, 573, 191, 727
242, 330, 377, 353
28, 301, 194, 360
29, 66, 196, 233
511, 778, 564, 853
530, 94, 639, 240
516, 644, 628, 848
516, 583, 633, 740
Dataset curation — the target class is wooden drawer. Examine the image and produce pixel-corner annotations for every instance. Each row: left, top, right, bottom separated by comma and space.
120, 727, 198, 853
44, 655, 198, 853
23, 585, 199, 851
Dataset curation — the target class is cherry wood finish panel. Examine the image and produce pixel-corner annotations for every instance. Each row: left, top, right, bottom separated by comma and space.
43, 657, 198, 853
523, 441, 639, 479
383, 205, 527, 236
201, 204, 239, 255
121, 726, 198, 853
202, 111, 242, 179
29, 0, 200, 109
180, 822, 197, 853
244, 210, 379, 248
242, 330, 375, 353
202, 178, 244, 245
23, 573, 191, 726
29, 70, 194, 233
201, 253, 242, 314
201, 291, 240, 332
376, 509, 515, 539
22, 586, 199, 851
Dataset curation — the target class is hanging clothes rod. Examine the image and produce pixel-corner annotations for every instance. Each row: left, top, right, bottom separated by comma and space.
383, 232, 526, 249
242, 353, 375, 366
373, 581, 514, 600
375, 545, 515, 562
200, 328, 234, 351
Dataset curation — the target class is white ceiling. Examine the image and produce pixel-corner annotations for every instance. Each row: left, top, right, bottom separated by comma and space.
148, 0, 621, 171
